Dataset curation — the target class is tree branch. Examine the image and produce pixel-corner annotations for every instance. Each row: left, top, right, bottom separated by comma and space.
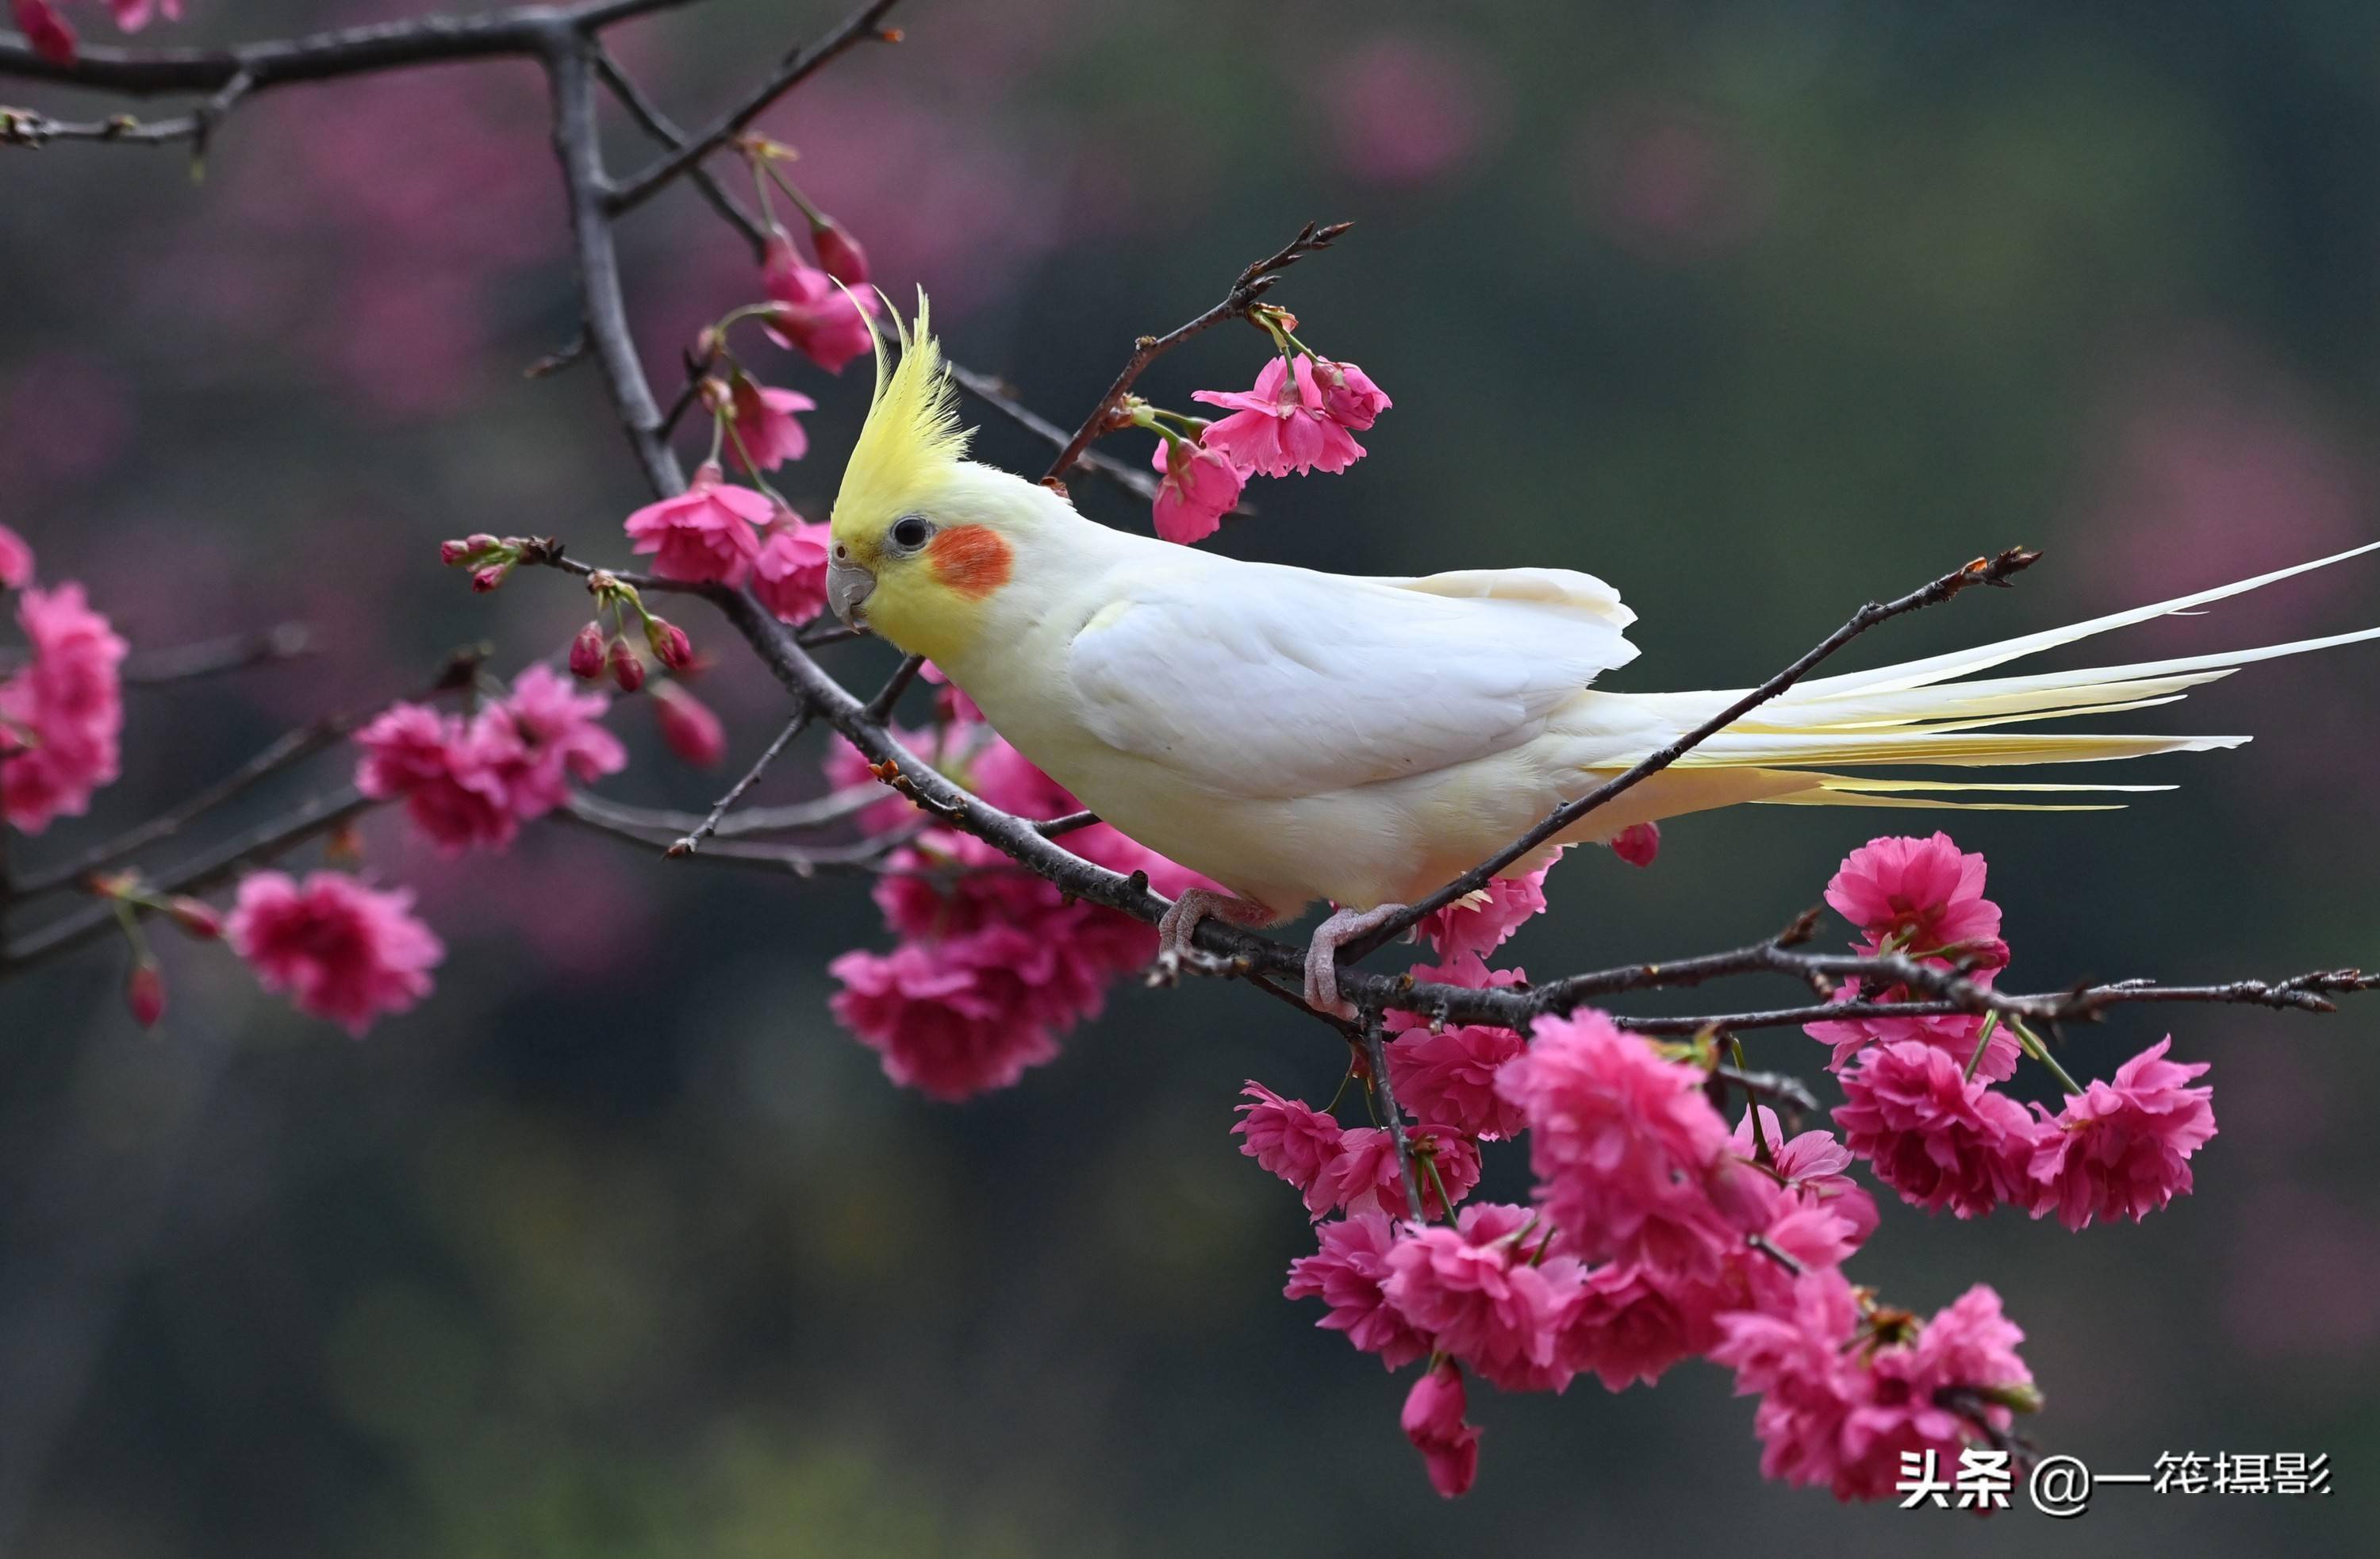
601, 0, 903, 217
1042, 218, 1352, 485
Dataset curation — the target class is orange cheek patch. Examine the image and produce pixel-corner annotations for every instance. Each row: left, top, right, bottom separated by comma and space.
926, 524, 1013, 601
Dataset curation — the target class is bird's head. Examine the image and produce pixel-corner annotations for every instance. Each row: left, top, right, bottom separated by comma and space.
828, 292, 1046, 667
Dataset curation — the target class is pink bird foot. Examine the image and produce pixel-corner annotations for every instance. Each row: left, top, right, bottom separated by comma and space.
1152, 888, 1274, 985
1303, 902, 1410, 1018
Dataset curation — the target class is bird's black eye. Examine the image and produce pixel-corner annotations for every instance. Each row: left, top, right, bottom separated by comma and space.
890, 515, 935, 551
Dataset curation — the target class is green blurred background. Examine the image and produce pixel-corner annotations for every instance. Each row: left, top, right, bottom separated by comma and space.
4, 0, 2378, 1553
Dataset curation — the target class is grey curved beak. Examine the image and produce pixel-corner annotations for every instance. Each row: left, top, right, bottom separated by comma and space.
827, 557, 876, 631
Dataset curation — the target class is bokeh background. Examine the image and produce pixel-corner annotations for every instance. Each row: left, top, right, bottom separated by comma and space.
5, 0, 2379, 1553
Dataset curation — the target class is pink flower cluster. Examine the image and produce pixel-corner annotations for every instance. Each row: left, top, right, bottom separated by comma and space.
354, 665, 626, 854
824, 716, 1215, 1101
2, 578, 127, 834
761, 228, 877, 374
1810, 834, 2217, 1227
1714, 1275, 2033, 1500
1274, 1002, 2021, 1500
226, 870, 443, 1036
1149, 349, 1391, 545
623, 461, 832, 623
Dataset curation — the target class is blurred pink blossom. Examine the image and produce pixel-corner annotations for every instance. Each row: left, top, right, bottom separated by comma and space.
1574, 102, 1773, 263
2, 583, 127, 833
227, 870, 443, 1036
1315, 34, 1499, 188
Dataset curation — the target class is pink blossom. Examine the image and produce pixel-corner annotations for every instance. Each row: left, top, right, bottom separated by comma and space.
1284, 1213, 1432, 1369
226, 870, 443, 1036
1382, 1203, 1583, 1392
1495, 1008, 1742, 1277
651, 682, 727, 768
1401, 1360, 1483, 1499
2, 583, 127, 833
751, 514, 833, 624
1609, 821, 1660, 867
1416, 858, 1556, 962
352, 703, 519, 854
1149, 437, 1244, 545
1190, 355, 1368, 477
1713, 1272, 2031, 1501
1388, 1023, 1529, 1141
1309, 357, 1392, 431
1232, 1081, 1345, 1214
2026, 1036, 2216, 1230
1323, 1125, 1481, 1221
1562, 1260, 1726, 1391
828, 914, 1124, 1102
727, 378, 815, 472
1805, 996, 2019, 1083
1731, 1108, 1880, 1248
761, 232, 878, 373
497, 664, 625, 816
623, 462, 771, 584
1825, 832, 2007, 964
0, 523, 29, 589
809, 218, 870, 287
568, 622, 605, 681
13, 0, 75, 63
1833, 1040, 2036, 1219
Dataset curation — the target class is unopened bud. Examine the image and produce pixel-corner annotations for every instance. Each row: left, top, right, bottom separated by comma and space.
165, 897, 222, 940
810, 217, 870, 287
464, 533, 500, 555
608, 636, 647, 693
645, 616, 694, 671
470, 563, 510, 593
652, 682, 727, 769
569, 621, 606, 680
1610, 821, 1661, 868
693, 324, 724, 361
127, 960, 166, 1028
440, 538, 472, 566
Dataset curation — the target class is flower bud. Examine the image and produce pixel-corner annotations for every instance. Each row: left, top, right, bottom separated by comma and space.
464, 533, 500, 555
810, 217, 870, 287
645, 615, 695, 671
440, 538, 472, 566
652, 682, 727, 769
165, 897, 223, 940
127, 960, 166, 1029
470, 563, 511, 593
1610, 821, 1660, 868
569, 621, 606, 680
607, 636, 647, 693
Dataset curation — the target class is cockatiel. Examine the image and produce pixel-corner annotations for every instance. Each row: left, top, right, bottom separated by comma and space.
825, 298, 2380, 1015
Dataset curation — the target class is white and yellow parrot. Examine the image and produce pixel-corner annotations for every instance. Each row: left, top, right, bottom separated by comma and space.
823, 300, 2380, 1013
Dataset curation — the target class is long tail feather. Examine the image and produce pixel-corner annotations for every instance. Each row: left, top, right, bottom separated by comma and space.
1572, 544, 2380, 821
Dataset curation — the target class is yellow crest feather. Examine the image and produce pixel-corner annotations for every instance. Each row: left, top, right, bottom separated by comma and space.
834, 288, 971, 533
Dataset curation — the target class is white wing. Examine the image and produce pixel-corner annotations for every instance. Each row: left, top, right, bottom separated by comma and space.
1065, 561, 1638, 799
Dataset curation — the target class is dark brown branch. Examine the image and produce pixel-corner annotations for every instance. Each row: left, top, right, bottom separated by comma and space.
0, 1, 696, 98
1361, 1011, 1430, 1223
590, 43, 766, 256
543, 34, 682, 498
1342, 547, 2043, 962
0, 789, 374, 970
602, 0, 903, 217
1041, 218, 1352, 485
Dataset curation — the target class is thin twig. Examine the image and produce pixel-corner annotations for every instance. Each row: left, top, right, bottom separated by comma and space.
1341, 547, 2043, 962
667, 707, 813, 856
603, 0, 904, 217
1042, 219, 1352, 485
1361, 1011, 1429, 1223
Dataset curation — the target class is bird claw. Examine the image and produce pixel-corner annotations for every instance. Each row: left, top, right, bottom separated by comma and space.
1300, 903, 1409, 1019
1152, 888, 1263, 988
